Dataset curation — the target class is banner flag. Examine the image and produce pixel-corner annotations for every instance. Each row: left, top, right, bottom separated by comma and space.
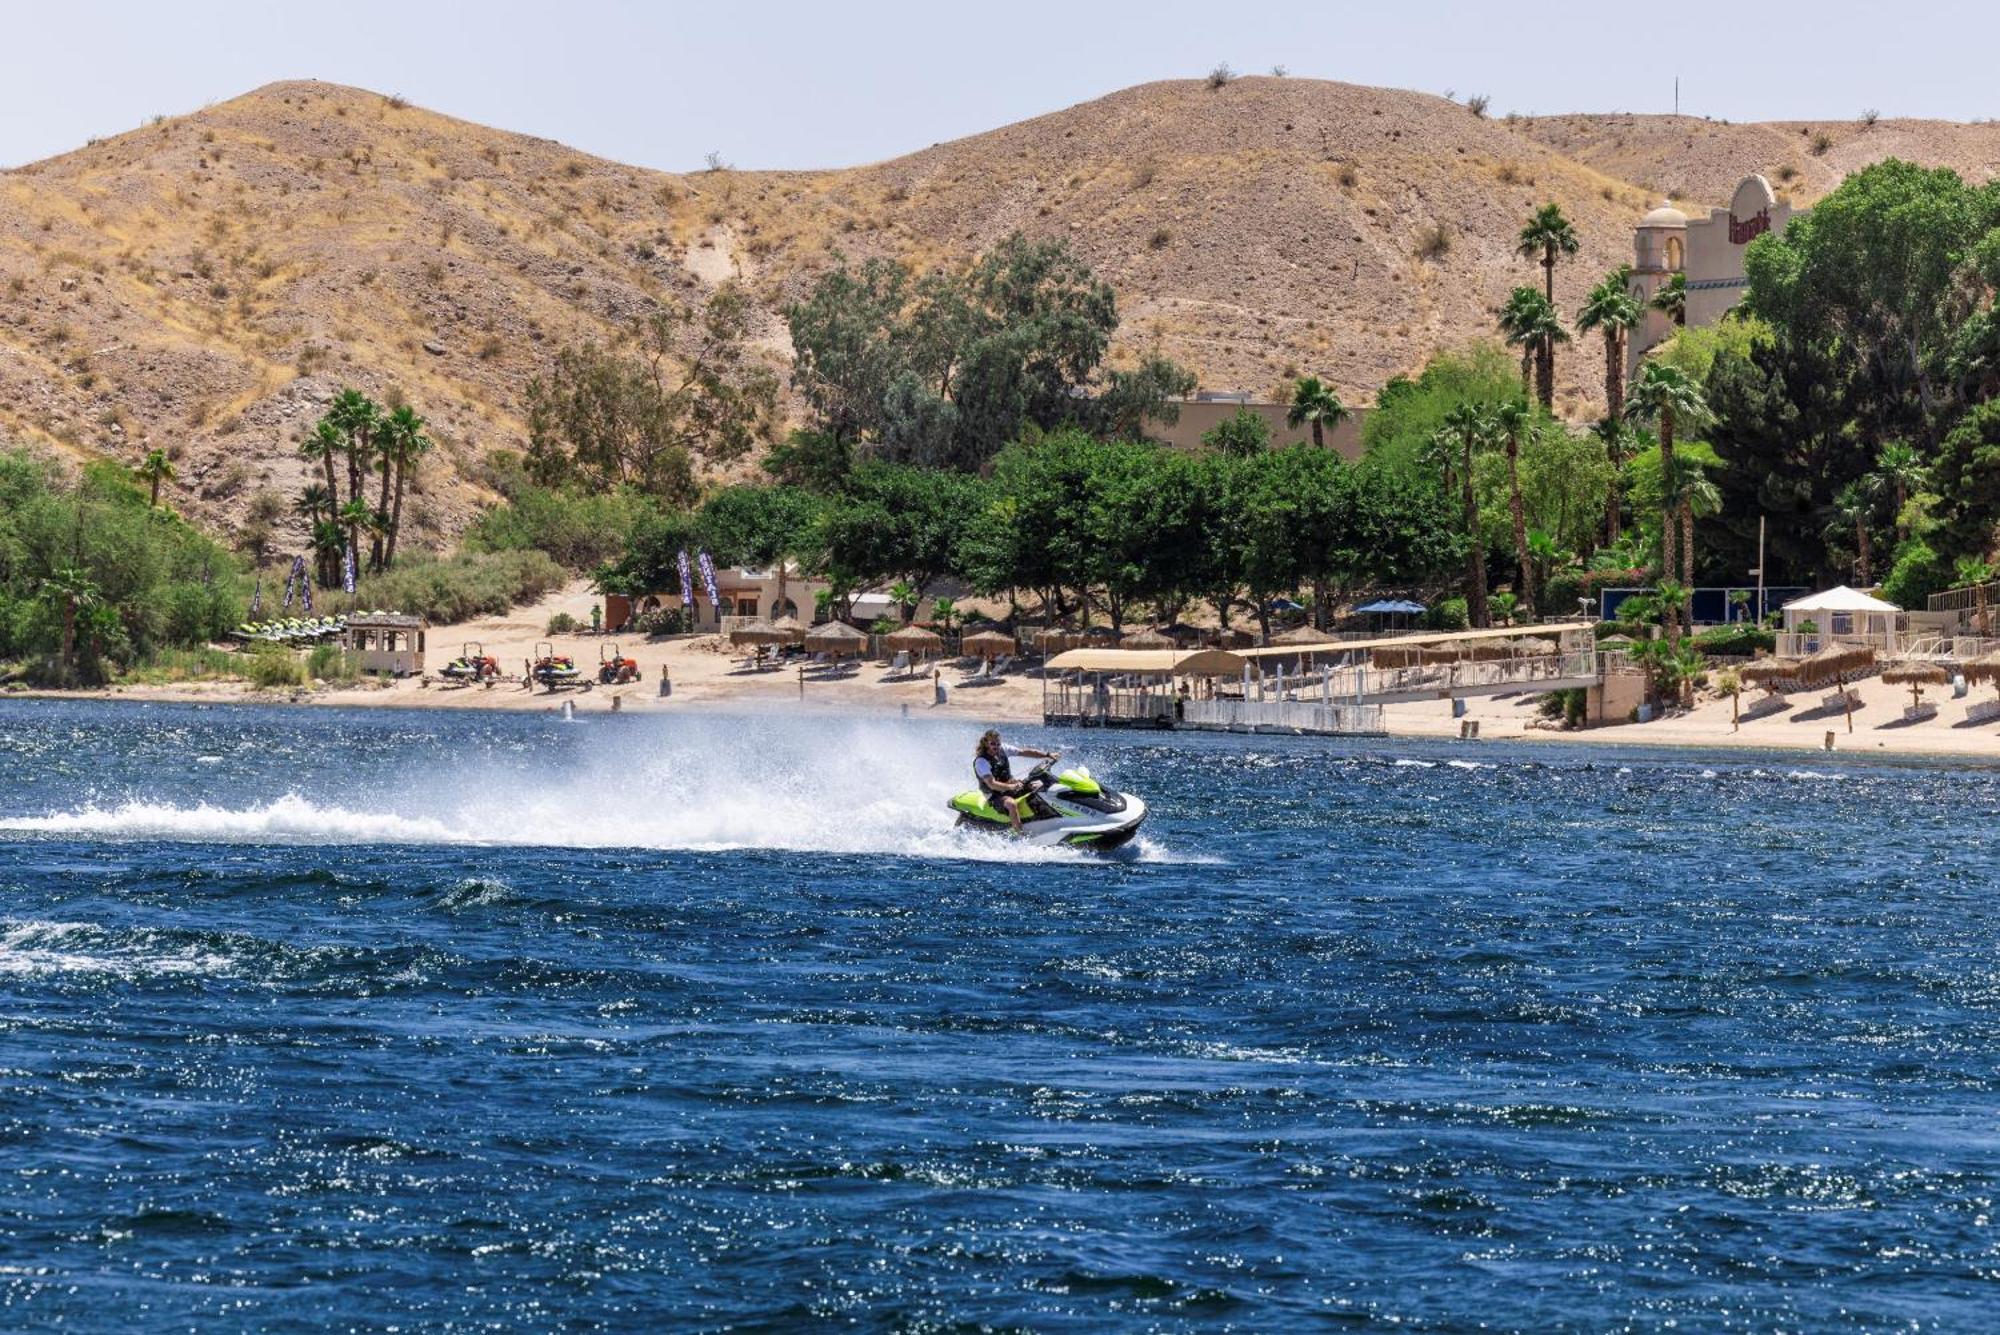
677, 550, 695, 607
697, 550, 721, 612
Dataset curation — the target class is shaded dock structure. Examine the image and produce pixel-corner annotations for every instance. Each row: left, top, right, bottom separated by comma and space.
1041, 623, 1602, 734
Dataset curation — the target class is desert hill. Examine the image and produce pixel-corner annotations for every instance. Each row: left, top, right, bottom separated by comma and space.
3, 76, 1998, 553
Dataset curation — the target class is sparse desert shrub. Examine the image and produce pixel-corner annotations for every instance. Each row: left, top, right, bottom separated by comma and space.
546, 611, 580, 634
306, 643, 360, 682
1466, 93, 1490, 118
1148, 227, 1171, 250
476, 335, 503, 361
1775, 162, 1800, 183
386, 92, 408, 110
703, 150, 728, 172
1495, 161, 1530, 185
1131, 158, 1157, 189
1270, 64, 1287, 77
244, 645, 305, 689
326, 550, 567, 625
1206, 63, 1235, 90
565, 159, 585, 178
1809, 129, 1834, 155
1414, 223, 1452, 261
1335, 163, 1358, 188
1860, 107, 1880, 127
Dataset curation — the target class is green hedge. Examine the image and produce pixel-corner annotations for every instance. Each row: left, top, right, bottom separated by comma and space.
324, 550, 567, 626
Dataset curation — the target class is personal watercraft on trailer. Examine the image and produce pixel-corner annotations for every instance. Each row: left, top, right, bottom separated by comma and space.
529, 641, 588, 690
948, 757, 1146, 851
441, 640, 503, 683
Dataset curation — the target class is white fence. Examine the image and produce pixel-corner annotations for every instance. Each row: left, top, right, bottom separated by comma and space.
1180, 699, 1386, 734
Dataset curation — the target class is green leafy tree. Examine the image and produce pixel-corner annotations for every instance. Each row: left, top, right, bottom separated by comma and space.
133, 449, 176, 508
526, 286, 779, 504
1826, 481, 1876, 585
1286, 376, 1348, 447
1867, 440, 1928, 543
1202, 406, 1272, 457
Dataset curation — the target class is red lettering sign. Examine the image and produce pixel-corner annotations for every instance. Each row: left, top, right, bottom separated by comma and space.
1729, 209, 1771, 245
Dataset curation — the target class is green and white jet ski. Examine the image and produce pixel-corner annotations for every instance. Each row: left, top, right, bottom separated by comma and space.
948, 758, 1146, 851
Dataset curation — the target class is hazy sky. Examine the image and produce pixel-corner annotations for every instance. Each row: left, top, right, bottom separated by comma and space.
5, 0, 1995, 171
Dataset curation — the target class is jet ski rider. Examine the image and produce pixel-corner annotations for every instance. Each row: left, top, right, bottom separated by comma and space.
974, 730, 1058, 833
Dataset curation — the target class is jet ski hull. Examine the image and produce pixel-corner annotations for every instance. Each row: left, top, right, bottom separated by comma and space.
948, 779, 1146, 851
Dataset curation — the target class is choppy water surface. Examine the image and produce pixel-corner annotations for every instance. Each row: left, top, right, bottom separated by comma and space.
3, 699, 1999, 1329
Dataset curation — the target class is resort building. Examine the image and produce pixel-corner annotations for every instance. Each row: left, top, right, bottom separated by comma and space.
1629, 175, 1801, 371
1145, 391, 1368, 459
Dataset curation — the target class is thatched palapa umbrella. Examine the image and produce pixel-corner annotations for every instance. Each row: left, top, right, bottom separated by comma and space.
1882, 660, 1947, 712
1031, 627, 1077, 654
729, 619, 791, 647
1272, 624, 1335, 646
1965, 650, 2000, 698
962, 628, 1016, 661
1797, 643, 1876, 732
884, 623, 943, 659
1120, 627, 1175, 650
768, 614, 807, 644
1738, 657, 1799, 691
805, 620, 868, 658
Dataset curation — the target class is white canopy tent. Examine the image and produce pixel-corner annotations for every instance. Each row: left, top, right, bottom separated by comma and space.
1780, 585, 1901, 653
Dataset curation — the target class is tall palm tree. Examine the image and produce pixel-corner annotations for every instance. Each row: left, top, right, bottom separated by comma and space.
1654, 578, 1690, 652
1828, 482, 1875, 586
310, 520, 346, 589
1285, 376, 1347, 448
295, 482, 334, 527
1867, 441, 1928, 544
1665, 454, 1722, 614
326, 389, 380, 514
1444, 403, 1492, 626
300, 418, 343, 509
1576, 278, 1642, 421
1956, 556, 1995, 637
1651, 272, 1687, 326
133, 449, 176, 508
1517, 202, 1580, 304
1495, 400, 1535, 613
1591, 418, 1628, 548
1625, 362, 1708, 629
1497, 286, 1567, 410
378, 404, 430, 571
1496, 287, 1541, 397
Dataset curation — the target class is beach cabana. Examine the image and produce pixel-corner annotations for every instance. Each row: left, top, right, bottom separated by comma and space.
1030, 627, 1078, 655
729, 619, 791, 647
1781, 586, 1901, 655
804, 621, 868, 658
1272, 625, 1335, 646
342, 612, 426, 676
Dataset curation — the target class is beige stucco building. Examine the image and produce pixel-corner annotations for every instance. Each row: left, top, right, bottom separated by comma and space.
1629, 174, 1799, 372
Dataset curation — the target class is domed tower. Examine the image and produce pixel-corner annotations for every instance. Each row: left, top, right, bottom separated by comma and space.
1629, 201, 1686, 374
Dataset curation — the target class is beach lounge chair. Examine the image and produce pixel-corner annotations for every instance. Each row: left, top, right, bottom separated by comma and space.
889, 650, 910, 676
992, 654, 1012, 676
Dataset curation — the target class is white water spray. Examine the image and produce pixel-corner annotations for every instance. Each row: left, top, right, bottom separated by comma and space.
0, 715, 1190, 864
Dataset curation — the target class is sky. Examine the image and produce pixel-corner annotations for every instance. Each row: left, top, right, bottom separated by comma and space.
4, 0, 1997, 171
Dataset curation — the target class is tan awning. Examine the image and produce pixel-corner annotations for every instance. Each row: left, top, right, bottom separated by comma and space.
1044, 648, 1248, 677
1237, 621, 1590, 661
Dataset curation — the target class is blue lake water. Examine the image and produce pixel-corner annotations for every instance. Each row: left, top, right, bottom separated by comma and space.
2, 698, 1999, 1330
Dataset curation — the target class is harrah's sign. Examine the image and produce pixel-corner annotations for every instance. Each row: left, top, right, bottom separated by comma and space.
1728, 208, 1772, 245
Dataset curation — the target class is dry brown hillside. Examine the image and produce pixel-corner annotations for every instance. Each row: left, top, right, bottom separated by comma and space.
3, 76, 1997, 552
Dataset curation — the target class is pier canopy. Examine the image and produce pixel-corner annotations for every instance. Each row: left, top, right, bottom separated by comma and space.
1237, 621, 1595, 661
1044, 647, 1248, 677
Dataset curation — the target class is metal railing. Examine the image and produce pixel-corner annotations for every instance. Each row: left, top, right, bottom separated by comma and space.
1181, 699, 1385, 734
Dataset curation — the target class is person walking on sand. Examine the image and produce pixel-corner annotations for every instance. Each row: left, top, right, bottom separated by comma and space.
973, 729, 1056, 833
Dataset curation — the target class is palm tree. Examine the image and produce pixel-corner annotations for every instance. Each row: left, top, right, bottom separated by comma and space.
1828, 482, 1875, 586
1285, 376, 1347, 448
1664, 454, 1722, 625
336, 497, 372, 586
1576, 277, 1642, 421
887, 579, 920, 625
1867, 441, 1927, 544
310, 520, 346, 589
378, 404, 430, 570
1956, 555, 1995, 637
1655, 578, 1690, 652
1651, 272, 1687, 326
1495, 399, 1535, 613
38, 564, 100, 683
1591, 418, 1628, 548
1497, 287, 1569, 411
295, 482, 334, 526
1517, 202, 1580, 304
299, 418, 343, 509
1625, 362, 1708, 626
1444, 402, 1492, 626
1423, 425, 1459, 497
326, 389, 380, 514
930, 596, 960, 636
133, 449, 176, 508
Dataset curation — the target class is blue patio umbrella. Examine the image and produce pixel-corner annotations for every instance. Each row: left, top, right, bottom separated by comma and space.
1356, 598, 1427, 615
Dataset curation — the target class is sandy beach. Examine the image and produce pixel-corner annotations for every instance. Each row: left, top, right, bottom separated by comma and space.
17, 580, 2000, 763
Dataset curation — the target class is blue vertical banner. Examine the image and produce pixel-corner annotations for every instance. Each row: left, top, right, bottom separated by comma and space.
697, 551, 721, 613
282, 555, 303, 611
342, 542, 357, 595
300, 562, 314, 614
676, 549, 695, 609
249, 576, 262, 619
